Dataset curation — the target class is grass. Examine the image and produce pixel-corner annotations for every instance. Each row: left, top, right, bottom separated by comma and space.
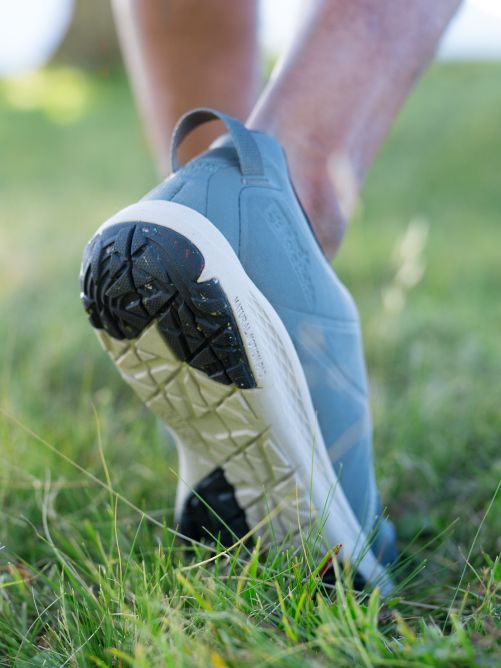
0, 62, 500, 666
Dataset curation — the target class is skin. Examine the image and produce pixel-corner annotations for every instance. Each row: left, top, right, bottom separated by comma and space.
112, 0, 260, 171
113, 0, 461, 257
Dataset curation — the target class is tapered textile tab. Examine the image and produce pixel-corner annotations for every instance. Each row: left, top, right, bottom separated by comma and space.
170, 107, 264, 177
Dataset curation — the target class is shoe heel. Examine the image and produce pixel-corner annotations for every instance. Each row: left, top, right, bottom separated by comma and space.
80, 221, 255, 389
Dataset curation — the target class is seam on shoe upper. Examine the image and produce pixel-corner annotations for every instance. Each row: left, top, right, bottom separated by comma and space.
277, 303, 360, 327
170, 180, 186, 202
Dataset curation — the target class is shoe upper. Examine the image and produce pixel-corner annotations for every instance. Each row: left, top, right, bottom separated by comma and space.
144, 109, 397, 565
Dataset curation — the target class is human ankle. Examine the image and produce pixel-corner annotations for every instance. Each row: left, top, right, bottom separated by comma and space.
287, 150, 350, 258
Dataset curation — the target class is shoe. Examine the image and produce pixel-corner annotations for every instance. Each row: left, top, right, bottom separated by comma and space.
80, 108, 396, 590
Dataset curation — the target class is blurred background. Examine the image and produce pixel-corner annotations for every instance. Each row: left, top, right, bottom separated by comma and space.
0, 0, 500, 612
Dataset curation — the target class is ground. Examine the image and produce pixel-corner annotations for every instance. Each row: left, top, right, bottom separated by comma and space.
0, 62, 500, 666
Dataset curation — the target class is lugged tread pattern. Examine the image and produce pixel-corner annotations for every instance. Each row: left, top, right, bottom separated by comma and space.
80, 222, 256, 389
179, 467, 250, 546
96, 324, 312, 545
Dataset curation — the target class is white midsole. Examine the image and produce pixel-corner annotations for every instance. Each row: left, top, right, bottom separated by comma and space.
96, 199, 390, 591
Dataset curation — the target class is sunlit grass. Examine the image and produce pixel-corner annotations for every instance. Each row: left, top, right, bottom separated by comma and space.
1, 67, 92, 124
0, 63, 500, 666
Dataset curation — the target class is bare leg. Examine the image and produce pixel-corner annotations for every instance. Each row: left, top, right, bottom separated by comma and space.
248, 0, 461, 256
112, 0, 260, 174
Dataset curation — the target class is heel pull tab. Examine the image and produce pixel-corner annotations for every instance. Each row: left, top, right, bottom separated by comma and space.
170, 107, 264, 178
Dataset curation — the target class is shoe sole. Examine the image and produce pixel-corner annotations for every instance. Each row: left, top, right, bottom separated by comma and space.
80, 199, 389, 590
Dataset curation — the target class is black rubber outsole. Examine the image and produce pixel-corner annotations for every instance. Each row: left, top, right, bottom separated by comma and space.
179, 467, 250, 546
80, 222, 256, 389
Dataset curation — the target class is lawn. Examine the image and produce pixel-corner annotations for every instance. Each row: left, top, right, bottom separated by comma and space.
0, 62, 500, 666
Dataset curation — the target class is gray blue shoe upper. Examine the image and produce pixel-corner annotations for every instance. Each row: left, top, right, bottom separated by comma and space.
145, 108, 397, 565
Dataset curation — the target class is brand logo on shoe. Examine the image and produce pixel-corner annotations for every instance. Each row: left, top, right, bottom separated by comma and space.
264, 203, 316, 305
184, 161, 223, 175
234, 296, 266, 380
